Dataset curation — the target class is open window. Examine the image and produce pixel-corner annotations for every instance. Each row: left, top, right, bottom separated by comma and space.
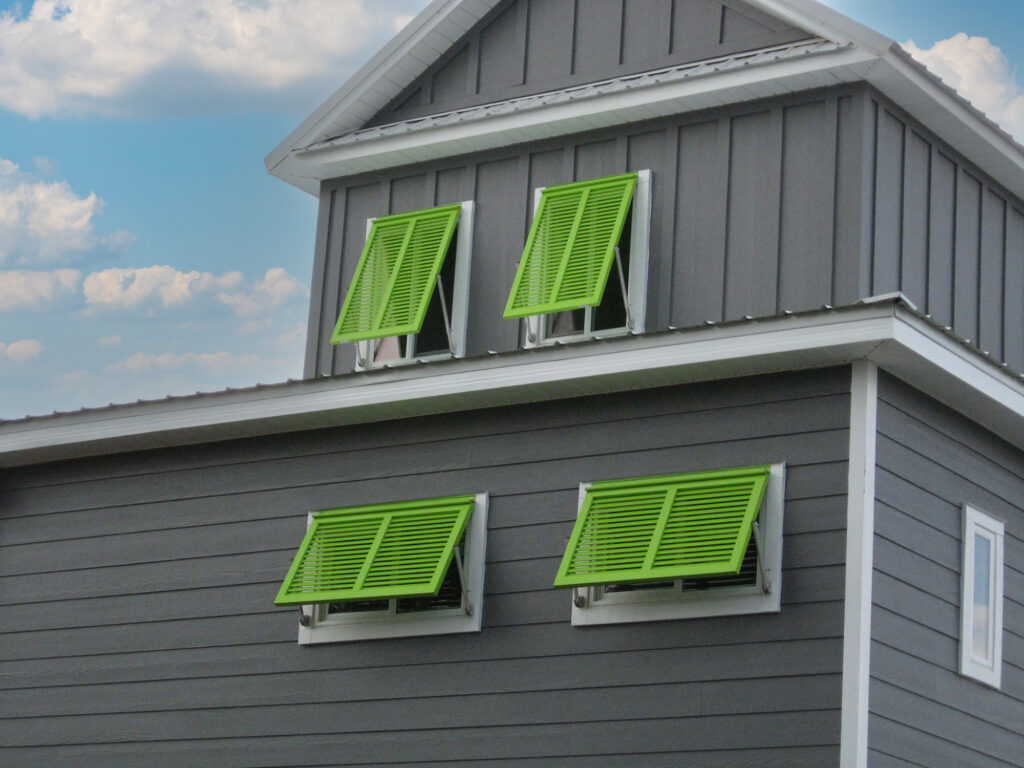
276, 493, 487, 644
554, 465, 784, 626
960, 504, 1004, 687
504, 171, 651, 346
330, 202, 474, 370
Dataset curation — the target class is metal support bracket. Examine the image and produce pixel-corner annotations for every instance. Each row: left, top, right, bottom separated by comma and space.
453, 545, 473, 615
614, 246, 633, 331
435, 273, 455, 354
752, 521, 772, 594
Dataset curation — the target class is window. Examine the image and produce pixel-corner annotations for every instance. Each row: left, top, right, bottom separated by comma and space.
276, 493, 487, 644
331, 201, 474, 370
555, 464, 784, 626
960, 504, 1004, 687
504, 171, 651, 346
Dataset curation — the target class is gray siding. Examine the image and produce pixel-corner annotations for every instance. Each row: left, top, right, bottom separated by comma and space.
308, 89, 866, 377
0, 369, 849, 767
871, 374, 1024, 766
369, 0, 810, 126
863, 95, 1024, 372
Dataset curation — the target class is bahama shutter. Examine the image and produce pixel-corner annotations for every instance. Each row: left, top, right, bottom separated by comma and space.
504, 172, 637, 318
275, 495, 475, 605
553, 466, 770, 588
330, 203, 461, 343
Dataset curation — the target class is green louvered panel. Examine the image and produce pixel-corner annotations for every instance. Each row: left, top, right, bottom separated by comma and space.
275, 495, 474, 605
504, 173, 637, 318
553, 466, 769, 588
331, 204, 461, 343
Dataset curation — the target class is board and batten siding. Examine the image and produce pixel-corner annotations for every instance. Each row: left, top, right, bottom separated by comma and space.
863, 94, 1024, 373
871, 373, 1024, 767
0, 369, 848, 767
367, 0, 810, 127
308, 88, 866, 377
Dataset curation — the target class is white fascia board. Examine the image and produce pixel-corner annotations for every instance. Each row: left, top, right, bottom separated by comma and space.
747, 0, 892, 52
265, 0, 502, 188
284, 45, 875, 181
6, 304, 1024, 467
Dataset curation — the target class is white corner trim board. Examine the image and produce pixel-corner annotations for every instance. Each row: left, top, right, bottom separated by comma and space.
840, 361, 878, 768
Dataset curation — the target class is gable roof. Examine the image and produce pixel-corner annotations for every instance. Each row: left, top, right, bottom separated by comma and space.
266, 0, 1024, 201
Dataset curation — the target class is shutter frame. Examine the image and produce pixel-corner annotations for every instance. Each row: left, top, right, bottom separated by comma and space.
275, 494, 475, 605
504, 173, 637, 318
553, 466, 770, 588
331, 204, 461, 343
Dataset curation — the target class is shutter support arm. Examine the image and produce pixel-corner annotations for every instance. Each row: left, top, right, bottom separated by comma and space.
614, 246, 632, 331
453, 546, 473, 615
752, 521, 772, 594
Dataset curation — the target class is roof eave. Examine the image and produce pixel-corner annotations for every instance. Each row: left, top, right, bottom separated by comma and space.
5, 303, 1024, 467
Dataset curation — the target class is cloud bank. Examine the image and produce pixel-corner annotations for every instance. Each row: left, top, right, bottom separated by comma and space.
0, 158, 131, 266
904, 34, 1024, 142
0, 0, 425, 117
0, 338, 44, 362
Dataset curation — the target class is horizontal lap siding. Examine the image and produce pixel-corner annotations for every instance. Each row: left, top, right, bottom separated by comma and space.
313, 90, 859, 376
0, 368, 849, 767
870, 374, 1024, 766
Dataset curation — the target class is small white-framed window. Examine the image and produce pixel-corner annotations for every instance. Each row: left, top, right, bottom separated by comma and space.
562, 464, 784, 627
329, 201, 474, 370
504, 170, 651, 347
277, 493, 487, 645
959, 504, 1004, 687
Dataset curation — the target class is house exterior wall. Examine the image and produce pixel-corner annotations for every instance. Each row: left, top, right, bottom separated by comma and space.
870, 373, 1024, 766
0, 368, 849, 767
306, 87, 867, 377
368, 0, 810, 127
861, 92, 1024, 373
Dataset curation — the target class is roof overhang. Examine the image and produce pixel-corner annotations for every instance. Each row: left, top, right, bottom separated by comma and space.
268, 0, 1024, 202
5, 302, 1024, 467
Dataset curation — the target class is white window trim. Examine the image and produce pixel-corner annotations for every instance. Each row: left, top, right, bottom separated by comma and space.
523, 169, 651, 348
355, 200, 474, 370
569, 463, 784, 626
297, 492, 487, 644
959, 503, 1004, 687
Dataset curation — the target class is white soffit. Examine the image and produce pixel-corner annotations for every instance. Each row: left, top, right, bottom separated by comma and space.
5, 303, 1024, 467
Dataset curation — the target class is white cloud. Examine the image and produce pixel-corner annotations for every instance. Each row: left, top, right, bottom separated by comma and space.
0, 0, 428, 118
98, 334, 121, 347
0, 158, 132, 266
904, 34, 1024, 142
217, 267, 307, 318
0, 268, 80, 310
108, 350, 262, 374
0, 338, 44, 361
82, 265, 243, 313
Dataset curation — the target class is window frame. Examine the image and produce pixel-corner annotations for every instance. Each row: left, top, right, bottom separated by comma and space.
959, 503, 1004, 688
346, 200, 474, 371
518, 170, 651, 348
567, 463, 784, 626
295, 492, 488, 645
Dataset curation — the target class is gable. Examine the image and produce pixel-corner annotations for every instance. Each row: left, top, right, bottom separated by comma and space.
368, 0, 812, 127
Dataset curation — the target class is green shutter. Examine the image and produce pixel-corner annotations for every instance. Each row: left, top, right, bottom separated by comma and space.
504, 173, 637, 318
330, 204, 461, 343
553, 466, 770, 588
275, 495, 475, 605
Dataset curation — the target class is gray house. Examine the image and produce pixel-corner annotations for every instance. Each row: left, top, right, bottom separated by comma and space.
2, 1, 1023, 765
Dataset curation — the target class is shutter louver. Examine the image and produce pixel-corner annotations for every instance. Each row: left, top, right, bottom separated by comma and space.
553, 466, 770, 588
504, 173, 637, 318
275, 495, 475, 605
331, 204, 461, 343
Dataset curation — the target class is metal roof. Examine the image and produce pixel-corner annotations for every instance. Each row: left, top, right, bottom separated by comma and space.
6, 300, 1024, 467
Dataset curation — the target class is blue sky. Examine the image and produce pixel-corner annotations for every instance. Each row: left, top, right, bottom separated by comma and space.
1, 0, 1022, 420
